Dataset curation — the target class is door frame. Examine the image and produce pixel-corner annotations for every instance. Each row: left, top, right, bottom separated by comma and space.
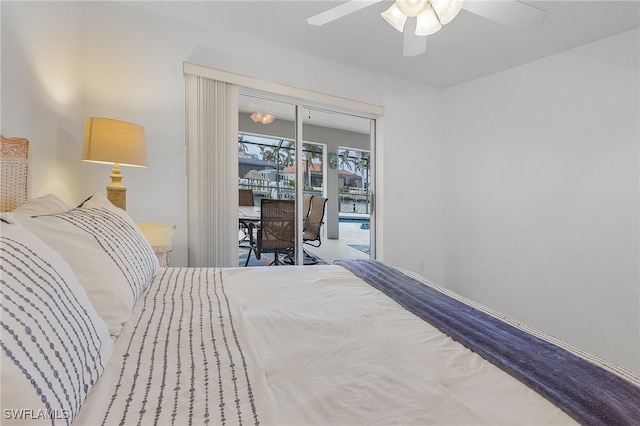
184, 62, 383, 265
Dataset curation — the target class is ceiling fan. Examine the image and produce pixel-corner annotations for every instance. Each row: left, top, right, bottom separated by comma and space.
307, 0, 547, 57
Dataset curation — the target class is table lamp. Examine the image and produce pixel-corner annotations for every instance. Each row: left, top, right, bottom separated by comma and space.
82, 117, 147, 210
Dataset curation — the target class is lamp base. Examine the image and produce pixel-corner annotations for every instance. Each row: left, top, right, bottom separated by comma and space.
106, 163, 127, 210
106, 186, 126, 210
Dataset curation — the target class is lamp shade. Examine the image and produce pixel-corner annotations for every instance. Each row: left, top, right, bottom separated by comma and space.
82, 117, 148, 167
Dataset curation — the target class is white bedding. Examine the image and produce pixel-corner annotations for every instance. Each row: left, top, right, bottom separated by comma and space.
76, 265, 577, 425
3, 158, 636, 425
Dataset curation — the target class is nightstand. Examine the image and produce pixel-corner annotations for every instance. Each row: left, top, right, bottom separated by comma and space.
137, 223, 176, 267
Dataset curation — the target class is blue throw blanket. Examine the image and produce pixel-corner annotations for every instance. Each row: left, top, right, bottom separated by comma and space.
335, 259, 640, 425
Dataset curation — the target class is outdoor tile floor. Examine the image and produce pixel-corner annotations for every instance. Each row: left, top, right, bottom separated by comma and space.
310, 221, 370, 264
239, 221, 370, 267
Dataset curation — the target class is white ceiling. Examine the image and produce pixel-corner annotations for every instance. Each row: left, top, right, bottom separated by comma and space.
125, 0, 639, 88
123, 0, 639, 133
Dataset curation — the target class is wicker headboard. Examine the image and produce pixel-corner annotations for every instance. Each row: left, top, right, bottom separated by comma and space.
1, 136, 30, 212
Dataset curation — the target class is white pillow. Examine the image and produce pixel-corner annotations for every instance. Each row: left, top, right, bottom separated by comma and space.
13, 193, 70, 215
0, 214, 112, 424
11, 192, 159, 337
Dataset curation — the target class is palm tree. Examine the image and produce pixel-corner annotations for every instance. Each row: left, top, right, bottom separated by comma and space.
238, 135, 249, 157
303, 143, 323, 188
273, 141, 291, 197
353, 151, 370, 191
258, 145, 276, 162
278, 140, 295, 167
339, 149, 353, 171
353, 151, 363, 177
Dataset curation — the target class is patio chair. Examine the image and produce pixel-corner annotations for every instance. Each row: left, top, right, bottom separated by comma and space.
252, 198, 295, 266
302, 194, 313, 221
239, 188, 256, 246
303, 196, 327, 248
239, 188, 254, 206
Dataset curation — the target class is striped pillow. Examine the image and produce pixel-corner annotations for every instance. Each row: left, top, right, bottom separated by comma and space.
0, 215, 112, 424
11, 192, 159, 337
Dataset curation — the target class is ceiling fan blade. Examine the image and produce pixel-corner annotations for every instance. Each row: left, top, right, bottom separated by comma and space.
403, 27, 427, 57
462, 0, 547, 31
307, 0, 384, 26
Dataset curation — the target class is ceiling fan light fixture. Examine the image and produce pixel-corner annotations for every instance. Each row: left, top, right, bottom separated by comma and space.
396, 0, 430, 17
250, 112, 276, 125
381, 3, 407, 32
415, 6, 442, 36
431, 0, 464, 25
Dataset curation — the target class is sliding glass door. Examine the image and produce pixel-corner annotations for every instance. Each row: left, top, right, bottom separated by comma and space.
184, 63, 382, 267
238, 92, 374, 266
301, 106, 373, 264
238, 96, 298, 265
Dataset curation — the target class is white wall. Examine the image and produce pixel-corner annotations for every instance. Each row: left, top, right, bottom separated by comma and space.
1, 1, 444, 279
378, 74, 445, 283
0, 1, 85, 203
441, 29, 639, 371
2, 1, 637, 372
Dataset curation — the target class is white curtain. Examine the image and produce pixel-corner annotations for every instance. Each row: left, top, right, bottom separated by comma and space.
185, 75, 238, 266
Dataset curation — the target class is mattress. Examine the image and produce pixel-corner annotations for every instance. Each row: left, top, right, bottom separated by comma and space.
3, 147, 637, 426
75, 265, 582, 425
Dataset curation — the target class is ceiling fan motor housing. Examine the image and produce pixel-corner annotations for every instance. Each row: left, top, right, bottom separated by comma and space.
396, 0, 431, 17
388, 0, 464, 34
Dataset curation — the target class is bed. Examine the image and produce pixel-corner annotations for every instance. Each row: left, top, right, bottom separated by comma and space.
1, 136, 639, 426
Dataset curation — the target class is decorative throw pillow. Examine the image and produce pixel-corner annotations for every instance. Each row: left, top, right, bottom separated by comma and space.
0, 214, 112, 424
11, 192, 159, 337
13, 193, 70, 215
